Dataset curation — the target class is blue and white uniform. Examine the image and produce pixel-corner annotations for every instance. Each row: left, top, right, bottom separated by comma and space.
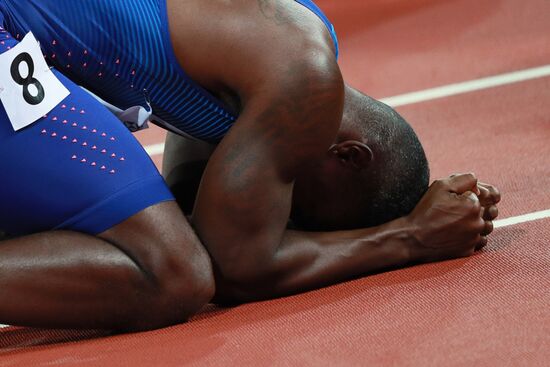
0, 0, 339, 142
0, 0, 338, 236
0, 17, 173, 236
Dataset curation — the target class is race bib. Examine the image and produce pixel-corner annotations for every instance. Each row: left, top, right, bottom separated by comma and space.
0, 32, 70, 131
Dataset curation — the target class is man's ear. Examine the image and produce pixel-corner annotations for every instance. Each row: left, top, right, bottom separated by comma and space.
329, 140, 374, 170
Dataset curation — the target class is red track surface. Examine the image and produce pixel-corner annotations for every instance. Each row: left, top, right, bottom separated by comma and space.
330, 0, 550, 97
1, 0, 549, 365
403, 76, 550, 218
2, 220, 548, 366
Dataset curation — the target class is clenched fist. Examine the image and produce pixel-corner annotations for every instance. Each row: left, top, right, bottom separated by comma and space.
406, 173, 500, 263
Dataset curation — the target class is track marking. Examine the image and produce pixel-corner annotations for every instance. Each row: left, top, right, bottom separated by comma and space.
380, 65, 550, 107
493, 209, 550, 229
142, 64, 550, 157
0, 210, 548, 330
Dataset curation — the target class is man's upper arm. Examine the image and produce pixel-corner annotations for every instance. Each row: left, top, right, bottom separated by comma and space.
191, 51, 344, 279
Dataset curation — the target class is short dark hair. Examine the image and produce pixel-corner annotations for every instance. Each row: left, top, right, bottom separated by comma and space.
353, 95, 429, 227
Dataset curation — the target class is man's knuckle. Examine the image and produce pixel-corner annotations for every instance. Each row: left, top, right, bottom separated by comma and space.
469, 197, 481, 212
479, 186, 489, 197
475, 218, 486, 232
493, 188, 502, 202
466, 172, 478, 183
460, 197, 477, 212
485, 221, 494, 234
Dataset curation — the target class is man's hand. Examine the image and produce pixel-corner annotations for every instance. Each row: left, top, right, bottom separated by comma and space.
407, 173, 499, 264
477, 181, 501, 249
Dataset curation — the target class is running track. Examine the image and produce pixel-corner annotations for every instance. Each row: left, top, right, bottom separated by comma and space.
1, 0, 549, 365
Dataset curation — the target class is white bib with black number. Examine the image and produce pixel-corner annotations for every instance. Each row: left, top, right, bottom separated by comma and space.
0, 32, 70, 131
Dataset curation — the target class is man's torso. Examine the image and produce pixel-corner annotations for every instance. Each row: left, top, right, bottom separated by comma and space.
0, 0, 338, 142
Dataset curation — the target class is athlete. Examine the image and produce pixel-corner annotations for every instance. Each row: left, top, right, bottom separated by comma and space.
0, 0, 500, 329
0, 21, 214, 331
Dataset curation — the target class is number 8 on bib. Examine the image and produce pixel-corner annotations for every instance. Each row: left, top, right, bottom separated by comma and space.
0, 32, 69, 131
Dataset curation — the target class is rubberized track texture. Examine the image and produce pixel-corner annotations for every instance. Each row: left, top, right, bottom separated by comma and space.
1, 0, 549, 365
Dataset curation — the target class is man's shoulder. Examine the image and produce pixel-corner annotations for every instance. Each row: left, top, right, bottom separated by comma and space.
168, 0, 337, 97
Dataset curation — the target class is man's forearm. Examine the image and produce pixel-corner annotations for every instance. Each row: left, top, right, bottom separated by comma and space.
214, 217, 416, 303
210, 174, 495, 304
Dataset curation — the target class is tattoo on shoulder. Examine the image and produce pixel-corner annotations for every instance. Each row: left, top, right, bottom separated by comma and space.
257, 0, 292, 25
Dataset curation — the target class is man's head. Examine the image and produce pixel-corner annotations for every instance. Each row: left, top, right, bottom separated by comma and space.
291, 85, 430, 231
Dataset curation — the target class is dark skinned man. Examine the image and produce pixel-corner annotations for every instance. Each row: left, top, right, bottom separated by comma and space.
0, 0, 500, 329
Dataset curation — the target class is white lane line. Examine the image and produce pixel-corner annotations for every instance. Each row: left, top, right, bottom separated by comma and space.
380, 64, 550, 107
142, 64, 550, 157
493, 209, 550, 229
0, 210, 548, 330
